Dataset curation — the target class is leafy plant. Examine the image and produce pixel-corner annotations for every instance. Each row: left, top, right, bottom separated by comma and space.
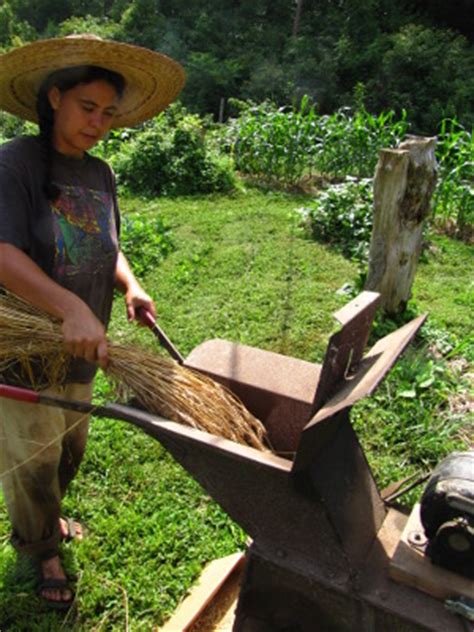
0, 112, 37, 143
120, 213, 174, 277
110, 106, 236, 197
353, 343, 467, 494
312, 106, 409, 178
299, 177, 373, 262
228, 96, 320, 184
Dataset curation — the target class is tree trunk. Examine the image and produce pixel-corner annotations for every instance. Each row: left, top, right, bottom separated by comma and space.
365, 135, 437, 315
292, 0, 304, 37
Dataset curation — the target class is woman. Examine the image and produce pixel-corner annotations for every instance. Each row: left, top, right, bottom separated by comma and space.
0, 35, 185, 609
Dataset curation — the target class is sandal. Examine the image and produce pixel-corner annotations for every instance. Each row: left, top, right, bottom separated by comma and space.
37, 576, 75, 611
32, 551, 76, 611
60, 516, 84, 542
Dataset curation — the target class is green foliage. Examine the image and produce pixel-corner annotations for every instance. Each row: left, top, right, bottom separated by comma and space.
110, 107, 236, 197
369, 25, 474, 133
119, 0, 166, 50
227, 98, 408, 183
8, 0, 71, 33
225, 101, 471, 239
228, 97, 320, 184
53, 14, 120, 39
311, 106, 409, 177
1, 0, 473, 133
181, 52, 243, 115
433, 118, 474, 240
299, 177, 373, 263
120, 213, 174, 278
353, 343, 467, 497
0, 113, 36, 143
0, 0, 35, 49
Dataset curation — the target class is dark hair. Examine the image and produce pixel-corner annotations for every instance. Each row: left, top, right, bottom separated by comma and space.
36, 65, 126, 201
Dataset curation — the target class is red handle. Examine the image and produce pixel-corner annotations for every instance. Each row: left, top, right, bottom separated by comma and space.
134, 306, 184, 364
0, 384, 40, 404
136, 306, 156, 329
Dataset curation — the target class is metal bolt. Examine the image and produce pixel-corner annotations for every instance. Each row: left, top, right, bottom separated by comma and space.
407, 530, 427, 548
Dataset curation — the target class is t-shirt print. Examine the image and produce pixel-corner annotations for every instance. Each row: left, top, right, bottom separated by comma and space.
51, 184, 118, 280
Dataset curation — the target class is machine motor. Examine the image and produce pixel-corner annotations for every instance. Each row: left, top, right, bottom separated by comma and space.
420, 450, 474, 578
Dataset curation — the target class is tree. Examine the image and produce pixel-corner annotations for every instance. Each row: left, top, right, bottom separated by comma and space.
369, 25, 474, 132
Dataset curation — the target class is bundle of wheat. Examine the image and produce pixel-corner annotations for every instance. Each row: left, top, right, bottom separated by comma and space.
0, 292, 68, 385
0, 292, 268, 450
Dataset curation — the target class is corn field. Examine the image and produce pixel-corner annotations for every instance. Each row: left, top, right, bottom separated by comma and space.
222, 98, 473, 239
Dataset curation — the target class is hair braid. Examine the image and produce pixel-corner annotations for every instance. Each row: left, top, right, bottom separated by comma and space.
36, 85, 60, 202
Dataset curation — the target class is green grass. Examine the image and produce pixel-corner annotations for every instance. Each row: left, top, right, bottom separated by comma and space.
116, 189, 355, 361
414, 234, 473, 342
0, 188, 472, 629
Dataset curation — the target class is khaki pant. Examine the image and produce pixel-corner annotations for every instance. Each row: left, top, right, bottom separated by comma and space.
0, 382, 92, 558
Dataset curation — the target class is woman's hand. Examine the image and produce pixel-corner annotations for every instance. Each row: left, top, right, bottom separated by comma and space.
0, 243, 109, 368
114, 250, 156, 323
61, 302, 108, 369
124, 284, 156, 323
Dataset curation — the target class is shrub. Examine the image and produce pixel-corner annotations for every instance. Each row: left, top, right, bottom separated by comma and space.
0, 113, 36, 142
109, 107, 236, 197
299, 177, 373, 262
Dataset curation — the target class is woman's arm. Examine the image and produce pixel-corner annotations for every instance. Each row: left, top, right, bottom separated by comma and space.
114, 250, 156, 322
0, 242, 108, 368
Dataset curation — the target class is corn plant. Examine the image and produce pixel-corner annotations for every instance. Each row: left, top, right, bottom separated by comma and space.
230, 96, 319, 184
227, 97, 409, 184
432, 118, 473, 240
314, 107, 409, 177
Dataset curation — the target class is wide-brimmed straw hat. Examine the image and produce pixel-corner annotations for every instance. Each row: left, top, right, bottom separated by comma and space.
0, 34, 186, 128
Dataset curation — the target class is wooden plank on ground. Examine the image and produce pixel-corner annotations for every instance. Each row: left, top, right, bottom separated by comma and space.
160, 552, 245, 632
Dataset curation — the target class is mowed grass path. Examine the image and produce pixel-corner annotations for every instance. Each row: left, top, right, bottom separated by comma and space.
0, 188, 472, 630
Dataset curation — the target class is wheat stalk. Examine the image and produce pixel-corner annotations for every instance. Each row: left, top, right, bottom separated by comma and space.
0, 292, 268, 450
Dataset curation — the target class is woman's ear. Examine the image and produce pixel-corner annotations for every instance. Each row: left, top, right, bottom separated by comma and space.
47, 86, 61, 111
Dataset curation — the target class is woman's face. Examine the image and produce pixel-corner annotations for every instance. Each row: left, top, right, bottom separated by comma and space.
48, 79, 120, 158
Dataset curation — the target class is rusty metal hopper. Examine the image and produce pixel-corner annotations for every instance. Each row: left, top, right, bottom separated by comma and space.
69, 290, 461, 631
1, 291, 463, 630
122, 291, 461, 631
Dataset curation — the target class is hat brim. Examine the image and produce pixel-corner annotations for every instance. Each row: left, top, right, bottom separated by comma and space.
0, 36, 186, 128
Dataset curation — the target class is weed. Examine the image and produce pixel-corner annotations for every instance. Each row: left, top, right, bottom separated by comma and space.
353, 343, 469, 500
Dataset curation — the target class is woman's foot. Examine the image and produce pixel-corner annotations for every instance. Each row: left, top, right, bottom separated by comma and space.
59, 516, 83, 541
38, 555, 74, 609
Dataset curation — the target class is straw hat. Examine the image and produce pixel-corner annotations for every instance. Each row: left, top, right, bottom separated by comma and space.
0, 35, 186, 128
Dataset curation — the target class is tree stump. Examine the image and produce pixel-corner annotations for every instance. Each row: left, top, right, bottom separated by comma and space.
365, 135, 437, 315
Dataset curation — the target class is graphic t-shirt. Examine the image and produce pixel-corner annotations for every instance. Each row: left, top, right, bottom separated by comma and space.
0, 135, 120, 385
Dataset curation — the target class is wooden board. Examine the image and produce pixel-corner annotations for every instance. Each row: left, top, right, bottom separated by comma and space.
159, 552, 245, 632
389, 503, 474, 601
